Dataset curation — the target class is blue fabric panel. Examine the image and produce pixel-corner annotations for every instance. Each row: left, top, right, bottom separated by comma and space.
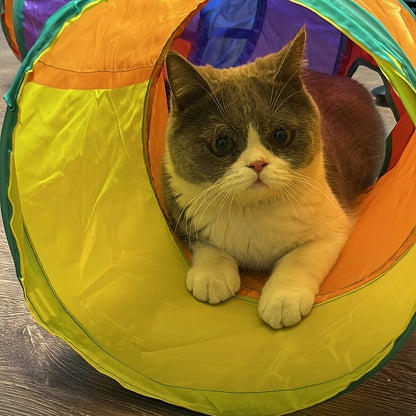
179, 0, 347, 75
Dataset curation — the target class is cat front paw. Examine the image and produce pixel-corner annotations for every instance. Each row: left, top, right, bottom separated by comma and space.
258, 287, 315, 329
186, 260, 240, 304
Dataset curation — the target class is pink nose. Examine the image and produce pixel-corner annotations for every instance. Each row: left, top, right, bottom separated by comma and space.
248, 160, 268, 174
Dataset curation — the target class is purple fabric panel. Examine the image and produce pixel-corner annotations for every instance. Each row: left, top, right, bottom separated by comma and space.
180, 13, 201, 43
250, 0, 344, 74
22, 0, 70, 51
179, 0, 345, 74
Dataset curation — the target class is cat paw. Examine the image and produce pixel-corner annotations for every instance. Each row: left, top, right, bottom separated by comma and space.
186, 260, 240, 304
258, 287, 315, 329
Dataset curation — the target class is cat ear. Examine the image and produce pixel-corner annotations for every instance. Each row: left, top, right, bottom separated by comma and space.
280, 26, 307, 75
259, 26, 307, 78
165, 51, 212, 112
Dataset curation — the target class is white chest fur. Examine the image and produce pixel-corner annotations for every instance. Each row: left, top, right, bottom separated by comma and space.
202, 200, 320, 270
191, 186, 350, 270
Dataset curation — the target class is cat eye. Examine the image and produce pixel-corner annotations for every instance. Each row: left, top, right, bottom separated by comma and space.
210, 136, 234, 156
273, 128, 293, 147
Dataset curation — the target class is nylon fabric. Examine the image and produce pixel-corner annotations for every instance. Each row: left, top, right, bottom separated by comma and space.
1, 0, 416, 415
21, 0, 69, 52
292, 0, 416, 122
186, 0, 265, 67
26, 0, 208, 90
11, 82, 416, 411
11, 0, 26, 55
1, 0, 21, 58
180, 0, 346, 74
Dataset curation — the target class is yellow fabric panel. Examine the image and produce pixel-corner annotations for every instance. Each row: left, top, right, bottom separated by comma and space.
28, 0, 207, 90
11, 77, 416, 415
374, 60, 416, 123
13, 78, 188, 325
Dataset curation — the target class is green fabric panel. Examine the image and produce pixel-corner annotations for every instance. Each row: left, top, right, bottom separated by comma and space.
0, 104, 21, 278
291, 0, 416, 122
11, 0, 26, 57
291, 0, 416, 84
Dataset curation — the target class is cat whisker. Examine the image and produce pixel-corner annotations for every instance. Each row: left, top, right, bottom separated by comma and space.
215, 186, 236, 234
186, 191, 217, 239
192, 191, 223, 235
272, 89, 304, 115
266, 173, 323, 213
174, 188, 208, 236
194, 80, 227, 118
286, 184, 319, 216
274, 187, 299, 220
185, 178, 238, 239
174, 182, 222, 240
291, 172, 341, 211
267, 177, 303, 221
269, 71, 299, 111
200, 173, 247, 217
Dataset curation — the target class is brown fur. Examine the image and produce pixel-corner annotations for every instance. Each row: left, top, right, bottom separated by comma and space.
303, 71, 385, 207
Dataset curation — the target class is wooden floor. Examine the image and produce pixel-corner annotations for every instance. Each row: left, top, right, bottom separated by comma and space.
1, 33, 416, 416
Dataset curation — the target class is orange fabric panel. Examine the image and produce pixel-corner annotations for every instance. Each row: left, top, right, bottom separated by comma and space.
29, 0, 207, 90
317, 131, 416, 302
1, 0, 21, 58
147, 76, 169, 200
319, 0, 416, 305
27, 64, 153, 90
354, 0, 416, 67
388, 112, 415, 171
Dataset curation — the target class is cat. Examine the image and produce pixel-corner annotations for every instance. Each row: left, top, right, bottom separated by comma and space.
161, 28, 385, 329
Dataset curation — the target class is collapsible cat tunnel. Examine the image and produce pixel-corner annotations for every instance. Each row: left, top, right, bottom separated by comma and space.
1, 1, 416, 415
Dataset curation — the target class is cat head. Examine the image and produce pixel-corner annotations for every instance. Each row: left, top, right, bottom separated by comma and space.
164, 28, 322, 205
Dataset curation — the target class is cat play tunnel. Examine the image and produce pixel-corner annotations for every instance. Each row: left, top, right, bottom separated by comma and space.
1, 0, 416, 415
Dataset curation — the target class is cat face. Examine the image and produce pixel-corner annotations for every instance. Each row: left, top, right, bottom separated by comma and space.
165, 28, 322, 204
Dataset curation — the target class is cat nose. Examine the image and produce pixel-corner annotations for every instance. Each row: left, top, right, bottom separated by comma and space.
247, 160, 268, 174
